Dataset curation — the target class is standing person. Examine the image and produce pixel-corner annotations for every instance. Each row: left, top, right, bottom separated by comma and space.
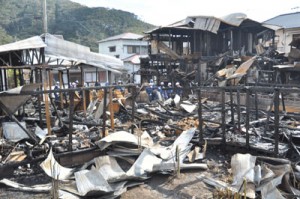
158, 82, 167, 100
175, 82, 183, 97
54, 81, 60, 101
166, 82, 173, 99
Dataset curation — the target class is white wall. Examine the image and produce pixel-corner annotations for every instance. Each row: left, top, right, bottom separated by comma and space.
275, 28, 300, 55
124, 62, 141, 84
98, 39, 148, 59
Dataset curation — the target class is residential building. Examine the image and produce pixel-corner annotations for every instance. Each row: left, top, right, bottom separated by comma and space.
98, 33, 149, 84
263, 12, 300, 55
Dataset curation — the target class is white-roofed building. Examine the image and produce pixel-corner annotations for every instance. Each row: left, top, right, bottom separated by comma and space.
263, 12, 300, 55
98, 32, 149, 83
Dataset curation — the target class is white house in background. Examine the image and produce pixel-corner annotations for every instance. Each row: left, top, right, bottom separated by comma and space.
98, 33, 148, 83
263, 12, 300, 55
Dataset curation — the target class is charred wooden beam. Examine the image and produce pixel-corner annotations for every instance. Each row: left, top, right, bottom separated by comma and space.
68, 91, 75, 152
102, 88, 107, 137
274, 89, 280, 156
246, 88, 250, 149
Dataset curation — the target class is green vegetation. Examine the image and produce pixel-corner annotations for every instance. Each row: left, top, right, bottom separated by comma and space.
0, 0, 154, 52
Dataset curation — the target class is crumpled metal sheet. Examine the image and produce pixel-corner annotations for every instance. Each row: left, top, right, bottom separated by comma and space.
0, 178, 51, 192
96, 131, 153, 150
150, 128, 196, 160
40, 149, 74, 180
231, 153, 257, 186
74, 169, 113, 196
2, 122, 29, 142
257, 163, 292, 199
180, 103, 197, 113
94, 156, 127, 182
126, 148, 162, 178
230, 153, 257, 198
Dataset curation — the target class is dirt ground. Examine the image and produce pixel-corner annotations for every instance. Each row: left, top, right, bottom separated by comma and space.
0, 146, 232, 199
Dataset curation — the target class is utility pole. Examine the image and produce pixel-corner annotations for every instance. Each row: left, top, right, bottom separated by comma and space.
43, 0, 48, 33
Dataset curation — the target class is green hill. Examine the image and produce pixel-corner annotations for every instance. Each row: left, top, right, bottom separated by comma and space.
0, 0, 154, 52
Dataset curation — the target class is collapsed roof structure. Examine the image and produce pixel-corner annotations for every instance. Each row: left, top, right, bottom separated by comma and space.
140, 13, 274, 85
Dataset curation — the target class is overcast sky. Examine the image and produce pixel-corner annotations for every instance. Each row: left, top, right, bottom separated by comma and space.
70, 0, 300, 26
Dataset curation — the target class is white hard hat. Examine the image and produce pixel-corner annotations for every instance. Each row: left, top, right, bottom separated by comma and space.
168, 82, 172, 86
175, 82, 180, 86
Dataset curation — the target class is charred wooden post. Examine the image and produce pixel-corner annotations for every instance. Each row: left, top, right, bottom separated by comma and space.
198, 88, 203, 144
281, 92, 286, 112
38, 91, 43, 127
246, 88, 250, 149
102, 88, 107, 137
109, 88, 114, 130
42, 68, 51, 134
254, 90, 258, 120
30, 69, 34, 84
18, 69, 23, 86
264, 93, 275, 135
229, 89, 234, 130
131, 85, 136, 134
221, 89, 226, 145
68, 91, 75, 152
58, 71, 64, 109
197, 60, 204, 143
274, 89, 280, 156
4, 68, 8, 90
13, 69, 18, 87
237, 88, 241, 131
67, 69, 70, 89
0, 69, 3, 91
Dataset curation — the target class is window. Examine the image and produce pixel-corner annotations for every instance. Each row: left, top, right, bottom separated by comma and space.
109, 46, 116, 52
127, 45, 140, 54
115, 55, 120, 58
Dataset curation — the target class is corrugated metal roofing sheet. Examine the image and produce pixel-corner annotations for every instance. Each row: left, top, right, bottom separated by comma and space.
263, 12, 300, 29
0, 36, 46, 53
220, 13, 247, 26
44, 34, 124, 74
193, 17, 221, 34
146, 13, 251, 34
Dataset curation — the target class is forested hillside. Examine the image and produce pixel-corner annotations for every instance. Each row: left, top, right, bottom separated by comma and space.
0, 0, 154, 51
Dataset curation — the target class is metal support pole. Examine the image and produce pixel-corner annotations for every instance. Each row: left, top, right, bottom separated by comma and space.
274, 89, 280, 156
246, 88, 250, 149
68, 91, 74, 152
102, 88, 107, 137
